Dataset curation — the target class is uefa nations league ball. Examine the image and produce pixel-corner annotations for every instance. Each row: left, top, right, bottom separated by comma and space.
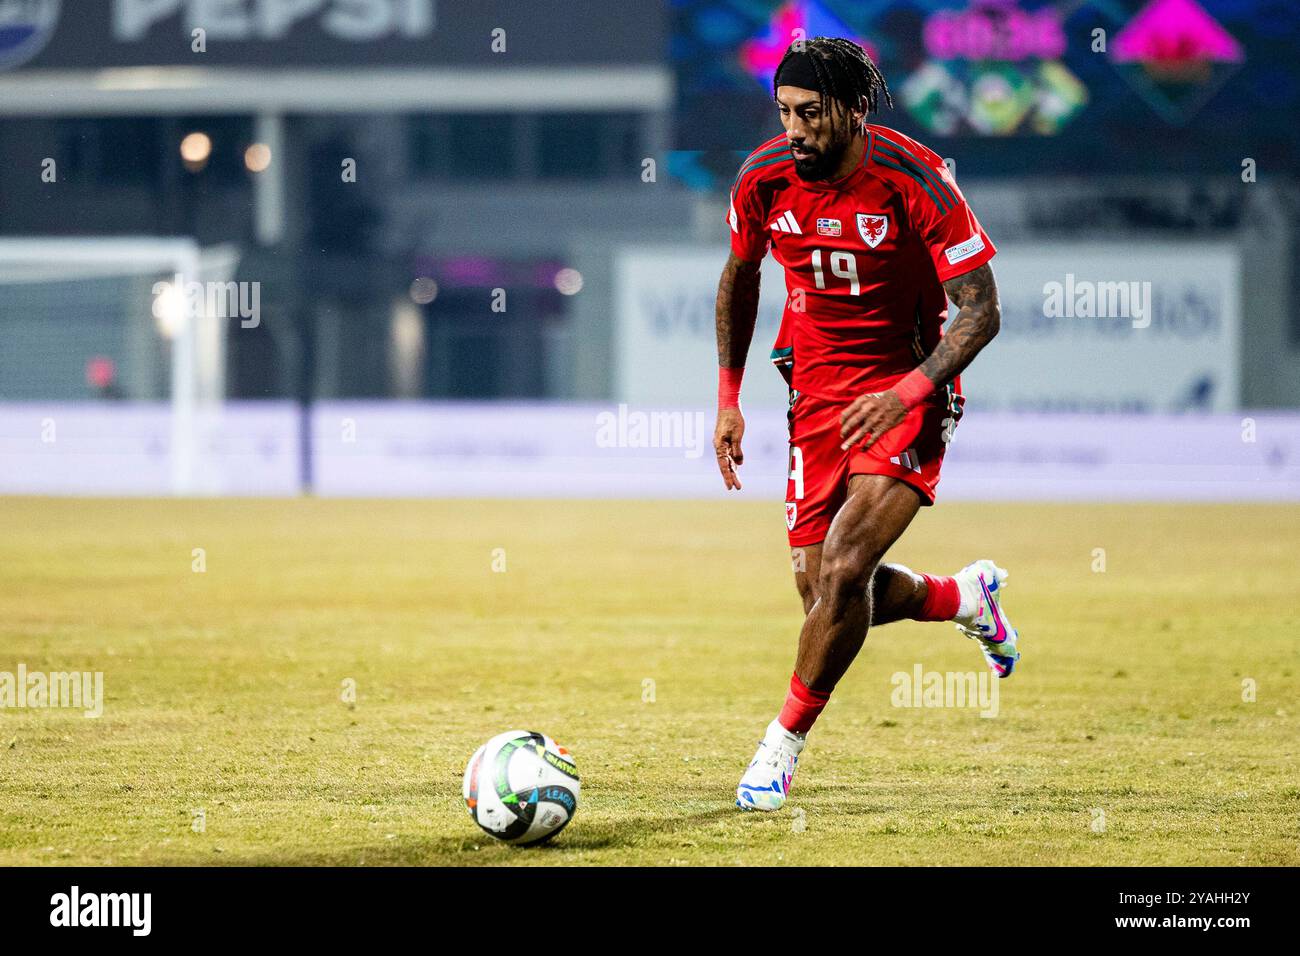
462, 730, 580, 845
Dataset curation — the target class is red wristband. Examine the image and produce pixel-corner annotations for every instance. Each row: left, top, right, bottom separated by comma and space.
718, 366, 744, 409
893, 367, 936, 410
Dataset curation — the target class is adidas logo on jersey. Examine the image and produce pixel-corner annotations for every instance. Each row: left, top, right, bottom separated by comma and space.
768, 211, 801, 234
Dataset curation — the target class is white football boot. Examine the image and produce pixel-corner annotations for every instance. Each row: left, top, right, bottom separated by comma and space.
735, 718, 805, 811
953, 559, 1021, 678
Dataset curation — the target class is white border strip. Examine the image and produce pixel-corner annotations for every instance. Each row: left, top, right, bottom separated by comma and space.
0, 67, 674, 115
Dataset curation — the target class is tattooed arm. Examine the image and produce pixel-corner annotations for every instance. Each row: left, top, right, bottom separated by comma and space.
715, 251, 763, 369
713, 252, 763, 490
918, 263, 1001, 389
839, 263, 1000, 451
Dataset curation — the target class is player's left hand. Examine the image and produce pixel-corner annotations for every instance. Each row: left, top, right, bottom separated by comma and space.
840, 390, 907, 451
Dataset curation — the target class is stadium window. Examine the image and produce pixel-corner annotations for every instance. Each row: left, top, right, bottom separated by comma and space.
408, 115, 445, 176
408, 114, 516, 180
537, 114, 603, 180
448, 114, 515, 179
604, 113, 644, 172
52, 120, 93, 181
536, 113, 645, 181
94, 119, 162, 187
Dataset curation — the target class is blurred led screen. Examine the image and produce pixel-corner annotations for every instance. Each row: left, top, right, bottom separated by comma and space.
671, 0, 1298, 179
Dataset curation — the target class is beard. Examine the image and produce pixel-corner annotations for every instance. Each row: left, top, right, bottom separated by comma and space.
791, 124, 853, 181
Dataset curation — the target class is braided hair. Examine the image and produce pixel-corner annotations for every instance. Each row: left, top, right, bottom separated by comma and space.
772, 36, 893, 135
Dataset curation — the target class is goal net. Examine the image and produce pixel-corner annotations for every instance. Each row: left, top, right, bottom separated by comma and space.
0, 238, 238, 494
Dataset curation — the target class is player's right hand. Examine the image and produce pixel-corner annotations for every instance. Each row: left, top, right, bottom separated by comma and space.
714, 407, 746, 490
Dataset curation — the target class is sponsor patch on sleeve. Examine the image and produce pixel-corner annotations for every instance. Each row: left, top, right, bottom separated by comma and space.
943, 234, 986, 265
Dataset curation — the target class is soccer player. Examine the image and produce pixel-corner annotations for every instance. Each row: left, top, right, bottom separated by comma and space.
713, 37, 1023, 811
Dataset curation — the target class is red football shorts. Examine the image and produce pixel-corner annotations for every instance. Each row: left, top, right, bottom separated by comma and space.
784, 388, 961, 547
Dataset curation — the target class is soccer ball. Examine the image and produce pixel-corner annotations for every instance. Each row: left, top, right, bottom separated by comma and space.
462, 730, 580, 845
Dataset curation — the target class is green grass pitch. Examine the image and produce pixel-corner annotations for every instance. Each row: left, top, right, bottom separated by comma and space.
1, 496, 1296, 866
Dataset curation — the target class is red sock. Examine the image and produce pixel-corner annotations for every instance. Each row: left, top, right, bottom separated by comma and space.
777, 672, 831, 734
917, 573, 961, 621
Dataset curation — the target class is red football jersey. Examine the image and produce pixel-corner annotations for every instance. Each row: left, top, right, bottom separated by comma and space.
726, 124, 996, 403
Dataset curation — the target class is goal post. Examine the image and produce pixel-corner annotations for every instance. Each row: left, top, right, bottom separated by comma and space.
0, 237, 236, 494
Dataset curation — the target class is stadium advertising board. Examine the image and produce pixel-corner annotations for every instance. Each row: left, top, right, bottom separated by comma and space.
2, 401, 1294, 501
0, 0, 662, 70
0, 402, 300, 496
613, 241, 1240, 412
964, 242, 1240, 413
614, 247, 793, 410
306, 403, 1299, 502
